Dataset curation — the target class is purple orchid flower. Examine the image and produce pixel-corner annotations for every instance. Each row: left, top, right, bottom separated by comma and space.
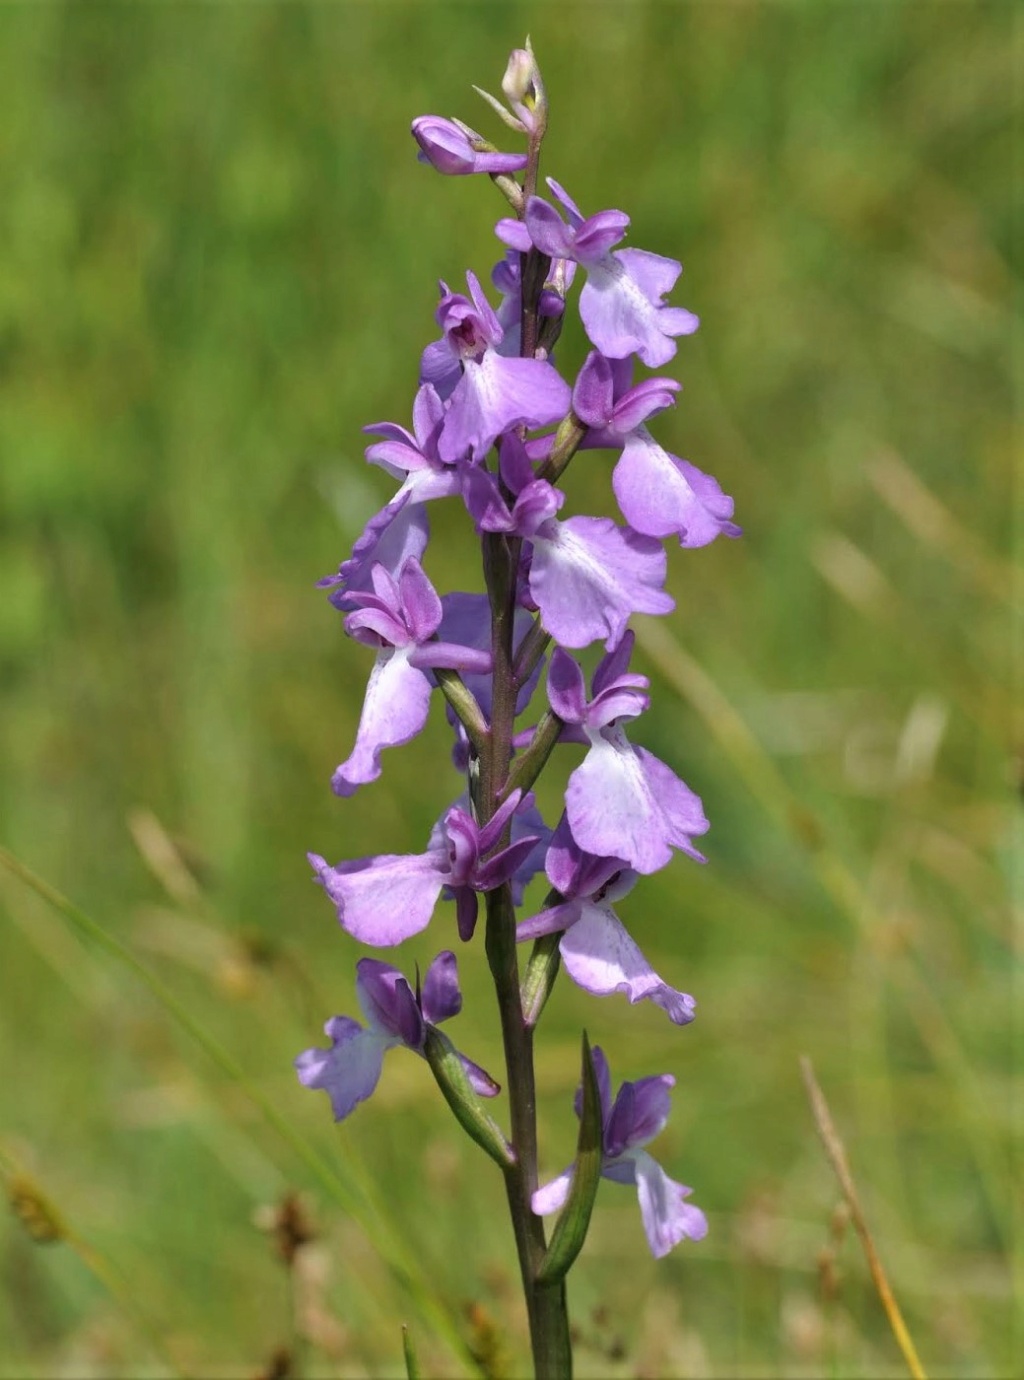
331, 556, 492, 797
517, 816, 695, 1024
309, 788, 540, 945
318, 499, 429, 614
497, 180, 698, 368
547, 633, 709, 873
463, 434, 673, 650
532, 1046, 707, 1259
411, 115, 529, 176
419, 271, 571, 462
296, 951, 499, 1121
573, 351, 742, 548
363, 382, 465, 507
433, 789, 552, 909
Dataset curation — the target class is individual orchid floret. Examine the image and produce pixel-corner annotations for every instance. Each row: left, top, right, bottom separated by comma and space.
532, 1046, 707, 1259
434, 789, 551, 908
498, 180, 698, 368
573, 351, 741, 548
332, 556, 492, 796
296, 951, 499, 1122
411, 115, 528, 176
517, 816, 696, 1025
419, 271, 571, 462
363, 382, 465, 508
309, 788, 540, 945
547, 633, 709, 872
462, 435, 673, 650
318, 498, 429, 614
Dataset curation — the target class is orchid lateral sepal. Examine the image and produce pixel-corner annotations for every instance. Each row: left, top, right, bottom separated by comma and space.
423, 1025, 515, 1171
536, 1032, 603, 1285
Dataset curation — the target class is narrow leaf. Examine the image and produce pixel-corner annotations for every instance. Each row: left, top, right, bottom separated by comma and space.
402, 1324, 421, 1380
537, 1032, 602, 1285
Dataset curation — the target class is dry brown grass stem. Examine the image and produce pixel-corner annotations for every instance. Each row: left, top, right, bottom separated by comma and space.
799, 1056, 928, 1380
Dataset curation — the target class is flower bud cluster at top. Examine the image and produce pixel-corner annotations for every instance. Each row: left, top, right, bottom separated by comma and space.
297, 42, 738, 1261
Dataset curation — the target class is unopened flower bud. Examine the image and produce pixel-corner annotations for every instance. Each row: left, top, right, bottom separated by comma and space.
501, 40, 546, 137
411, 115, 527, 177
502, 48, 535, 106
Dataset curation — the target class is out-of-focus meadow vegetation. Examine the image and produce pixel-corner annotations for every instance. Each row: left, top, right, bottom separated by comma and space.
0, 3, 1017, 1376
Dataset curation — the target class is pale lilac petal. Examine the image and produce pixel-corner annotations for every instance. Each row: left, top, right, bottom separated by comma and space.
531, 1167, 574, 1216
609, 376, 680, 433
565, 727, 708, 873
635, 746, 710, 861
616, 247, 683, 301
295, 1018, 388, 1121
439, 353, 570, 463
584, 681, 649, 729
311, 851, 446, 946
580, 248, 690, 368
658, 305, 701, 337
558, 903, 696, 1025
529, 516, 673, 650
495, 217, 532, 253
573, 208, 631, 261
630, 1150, 708, 1257
322, 500, 429, 612
332, 647, 432, 796
613, 432, 740, 547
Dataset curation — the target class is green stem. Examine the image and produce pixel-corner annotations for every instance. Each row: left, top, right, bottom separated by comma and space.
475, 110, 573, 1378
479, 523, 571, 1374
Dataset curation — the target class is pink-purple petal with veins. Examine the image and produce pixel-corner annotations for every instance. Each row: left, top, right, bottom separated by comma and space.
310, 849, 446, 946
332, 647, 432, 796
295, 1019, 388, 1122
557, 903, 696, 1025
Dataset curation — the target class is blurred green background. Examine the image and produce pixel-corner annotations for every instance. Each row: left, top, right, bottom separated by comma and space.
0, 3, 1016, 1377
